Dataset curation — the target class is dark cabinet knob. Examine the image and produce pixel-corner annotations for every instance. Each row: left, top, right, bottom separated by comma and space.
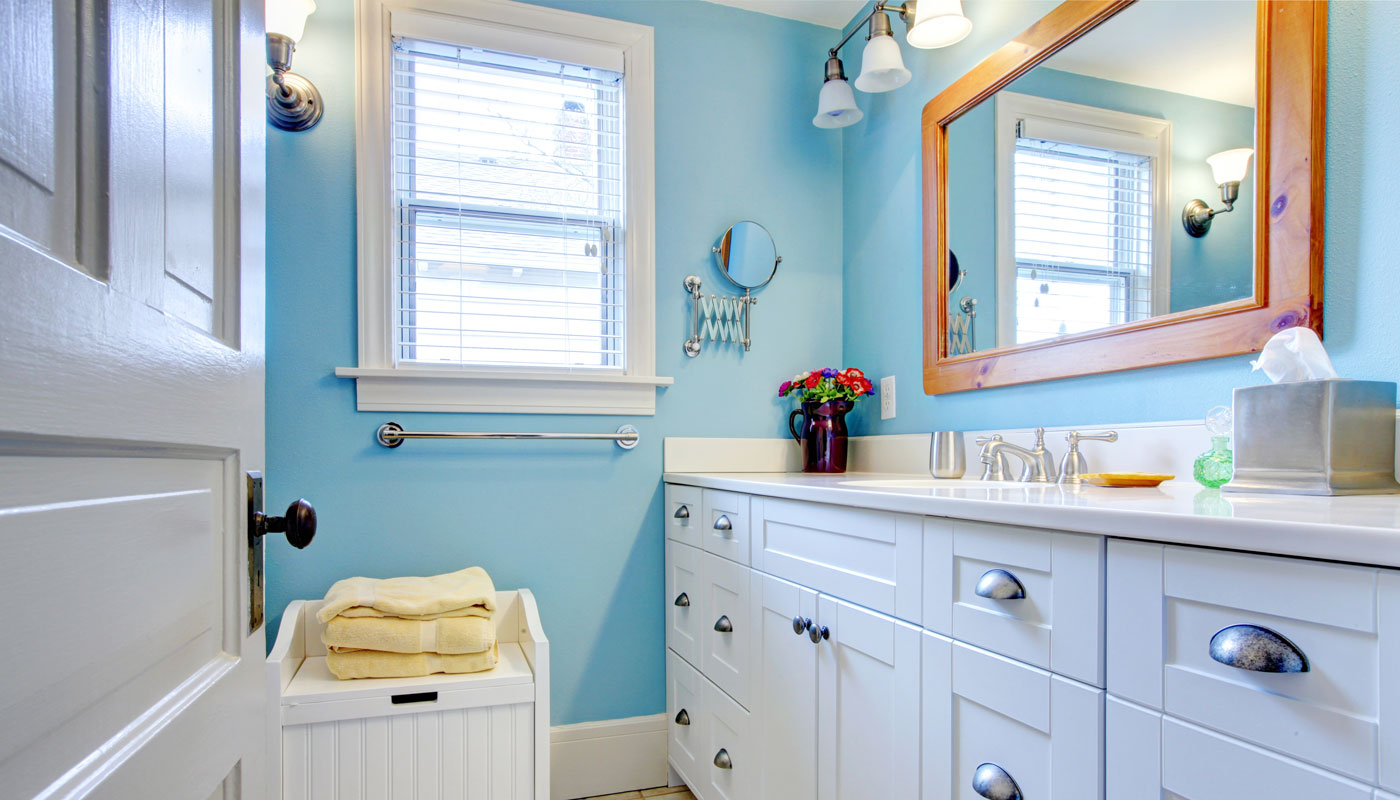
257, 498, 317, 549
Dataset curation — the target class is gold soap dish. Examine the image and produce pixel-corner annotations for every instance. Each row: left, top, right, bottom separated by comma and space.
1080, 472, 1174, 488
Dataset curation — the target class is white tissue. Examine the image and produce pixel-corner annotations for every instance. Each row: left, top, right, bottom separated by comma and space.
1250, 327, 1338, 383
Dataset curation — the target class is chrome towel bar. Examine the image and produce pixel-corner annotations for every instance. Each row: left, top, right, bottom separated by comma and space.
375, 422, 640, 450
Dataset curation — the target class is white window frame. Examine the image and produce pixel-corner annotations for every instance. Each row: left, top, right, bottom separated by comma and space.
339, 0, 670, 414
994, 92, 1172, 347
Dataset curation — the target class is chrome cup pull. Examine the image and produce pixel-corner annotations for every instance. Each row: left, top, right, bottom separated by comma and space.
674, 592, 690, 607
674, 505, 691, 520
972, 762, 1023, 800
674, 708, 690, 726
809, 624, 829, 644
714, 615, 733, 633
975, 568, 1026, 600
713, 514, 733, 531
792, 615, 811, 635
1209, 624, 1310, 673
713, 748, 733, 770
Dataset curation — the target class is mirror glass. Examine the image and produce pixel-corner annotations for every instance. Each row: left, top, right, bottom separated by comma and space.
714, 221, 779, 289
944, 0, 1257, 355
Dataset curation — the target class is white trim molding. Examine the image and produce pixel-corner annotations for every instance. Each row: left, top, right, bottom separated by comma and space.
550, 713, 668, 800
348, 0, 666, 414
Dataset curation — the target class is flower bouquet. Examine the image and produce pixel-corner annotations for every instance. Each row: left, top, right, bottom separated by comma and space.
779, 368, 874, 473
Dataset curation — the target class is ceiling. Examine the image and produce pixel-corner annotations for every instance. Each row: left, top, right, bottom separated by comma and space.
701, 0, 867, 29
1042, 0, 1257, 107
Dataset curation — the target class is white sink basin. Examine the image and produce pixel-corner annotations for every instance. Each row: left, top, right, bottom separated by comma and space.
840, 478, 1031, 489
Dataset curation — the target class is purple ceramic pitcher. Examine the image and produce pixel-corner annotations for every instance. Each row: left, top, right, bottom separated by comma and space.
788, 399, 853, 473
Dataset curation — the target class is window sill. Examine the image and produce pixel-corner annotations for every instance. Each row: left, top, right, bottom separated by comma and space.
334, 367, 674, 415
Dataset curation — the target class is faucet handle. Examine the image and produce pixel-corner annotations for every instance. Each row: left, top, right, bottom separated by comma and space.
974, 433, 1003, 447
1067, 430, 1118, 445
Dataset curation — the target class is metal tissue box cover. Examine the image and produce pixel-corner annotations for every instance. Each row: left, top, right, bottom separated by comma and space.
1224, 379, 1400, 495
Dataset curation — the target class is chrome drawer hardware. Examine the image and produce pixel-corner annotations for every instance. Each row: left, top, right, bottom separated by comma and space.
713, 514, 733, 531
714, 615, 734, 633
674, 505, 690, 520
793, 616, 812, 635
1209, 624, 1310, 673
975, 568, 1026, 600
972, 762, 1022, 800
674, 593, 690, 607
713, 748, 733, 770
674, 709, 690, 726
809, 624, 829, 643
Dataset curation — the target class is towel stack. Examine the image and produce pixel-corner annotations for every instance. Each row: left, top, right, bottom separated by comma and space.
316, 567, 500, 680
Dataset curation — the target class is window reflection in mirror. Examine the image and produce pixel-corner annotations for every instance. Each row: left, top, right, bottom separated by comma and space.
945, 0, 1256, 354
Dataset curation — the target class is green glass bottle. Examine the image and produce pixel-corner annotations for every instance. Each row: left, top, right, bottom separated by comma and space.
1193, 405, 1234, 489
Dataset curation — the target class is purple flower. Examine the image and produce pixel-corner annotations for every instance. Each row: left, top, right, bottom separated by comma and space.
779, 381, 792, 396
822, 368, 837, 378
867, 387, 876, 395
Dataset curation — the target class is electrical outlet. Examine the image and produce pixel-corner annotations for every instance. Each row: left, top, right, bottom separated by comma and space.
880, 376, 896, 419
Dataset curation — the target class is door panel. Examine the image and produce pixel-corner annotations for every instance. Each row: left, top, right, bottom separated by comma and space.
755, 574, 818, 800
0, 0, 267, 795
816, 595, 921, 800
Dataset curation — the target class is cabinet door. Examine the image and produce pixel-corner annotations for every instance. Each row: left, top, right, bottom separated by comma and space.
924, 633, 1103, 800
667, 540, 703, 667
667, 484, 703, 549
702, 552, 753, 708
816, 595, 921, 800
754, 573, 818, 800
702, 677, 753, 800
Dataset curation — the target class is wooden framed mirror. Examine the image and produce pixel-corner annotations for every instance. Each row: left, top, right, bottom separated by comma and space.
922, 0, 1326, 394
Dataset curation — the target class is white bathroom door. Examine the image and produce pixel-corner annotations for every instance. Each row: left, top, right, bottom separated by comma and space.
0, 0, 271, 798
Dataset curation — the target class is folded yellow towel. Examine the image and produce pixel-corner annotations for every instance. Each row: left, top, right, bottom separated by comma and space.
323, 614, 496, 655
325, 643, 499, 680
316, 567, 496, 624
336, 606, 490, 621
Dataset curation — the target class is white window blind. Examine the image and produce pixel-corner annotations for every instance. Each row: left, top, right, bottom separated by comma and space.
1012, 135, 1155, 345
393, 35, 626, 369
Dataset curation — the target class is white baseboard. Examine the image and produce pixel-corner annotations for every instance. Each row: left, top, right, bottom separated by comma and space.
551, 714, 668, 800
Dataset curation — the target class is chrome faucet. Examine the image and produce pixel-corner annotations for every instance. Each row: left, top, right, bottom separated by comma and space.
978, 427, 1058, 483
1059, 430, 1118, 485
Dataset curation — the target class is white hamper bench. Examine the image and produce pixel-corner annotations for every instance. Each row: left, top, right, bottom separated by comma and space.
268, 590, 549, 799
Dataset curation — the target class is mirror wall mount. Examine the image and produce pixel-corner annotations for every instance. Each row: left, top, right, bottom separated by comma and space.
921, 0, 1326, 394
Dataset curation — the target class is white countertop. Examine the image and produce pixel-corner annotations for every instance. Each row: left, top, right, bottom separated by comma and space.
663, 471, 1400, 569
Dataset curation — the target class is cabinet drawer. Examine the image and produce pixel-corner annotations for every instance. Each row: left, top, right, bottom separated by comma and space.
922, 633, 1104, 800
667, 540, 703, 668
702, 552, 753, 709
701, 676, 752, 800
701, 490, 750, 565
925, 519, 1104, 686
667, 650, 706, 792
1106, 697, 1373, 800
667, 484, 703, 549
753, 497, 921, 622
1108, 540, 1400, 788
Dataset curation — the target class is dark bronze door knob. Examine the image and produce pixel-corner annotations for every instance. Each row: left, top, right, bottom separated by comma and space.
256, 498, 317, 549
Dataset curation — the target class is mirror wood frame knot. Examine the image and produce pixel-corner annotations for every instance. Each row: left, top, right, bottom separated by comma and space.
922, 0, 1327, 394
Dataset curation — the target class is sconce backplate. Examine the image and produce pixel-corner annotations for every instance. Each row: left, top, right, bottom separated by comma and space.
267, 72, 323, 132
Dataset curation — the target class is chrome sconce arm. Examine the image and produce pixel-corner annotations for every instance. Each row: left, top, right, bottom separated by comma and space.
266, 33, 323, 132
1182, 180, 1241, 238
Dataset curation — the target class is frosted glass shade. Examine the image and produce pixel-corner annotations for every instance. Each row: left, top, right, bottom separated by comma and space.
1207, 147, 1254, 185
266, 0, 317, 42
813, 79, 863, 128
907, 0, 972, 49
854, 33, 912, 93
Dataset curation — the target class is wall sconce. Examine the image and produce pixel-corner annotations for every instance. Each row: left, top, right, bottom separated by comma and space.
266, 0, 323, 131
1182, 148, 1254, 238
813, 0, 972, 129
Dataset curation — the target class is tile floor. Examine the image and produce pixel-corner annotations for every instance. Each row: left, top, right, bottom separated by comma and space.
580, 786, 694, 800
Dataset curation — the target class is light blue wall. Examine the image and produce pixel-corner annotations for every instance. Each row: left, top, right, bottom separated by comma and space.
266, 0, 842, 725
843, 0, 1400, 435
946, 66, 1256, 347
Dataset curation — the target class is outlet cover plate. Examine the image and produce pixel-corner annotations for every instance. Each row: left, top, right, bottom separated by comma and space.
880, 376, 895, 419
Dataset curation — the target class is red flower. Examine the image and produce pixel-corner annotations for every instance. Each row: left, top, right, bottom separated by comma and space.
846, 368, 865, 379
805, 374, 819, 389
854, 379, 872, 394
836, 373, 851, 386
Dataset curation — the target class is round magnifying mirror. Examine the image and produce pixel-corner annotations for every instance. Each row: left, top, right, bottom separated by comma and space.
713, 221, 780, 290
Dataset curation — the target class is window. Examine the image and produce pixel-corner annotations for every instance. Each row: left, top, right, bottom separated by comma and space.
995, 93, 1171, 347
344, 0, 667, 414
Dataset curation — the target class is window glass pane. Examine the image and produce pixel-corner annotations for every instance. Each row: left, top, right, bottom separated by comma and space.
393, 36, 625, 369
